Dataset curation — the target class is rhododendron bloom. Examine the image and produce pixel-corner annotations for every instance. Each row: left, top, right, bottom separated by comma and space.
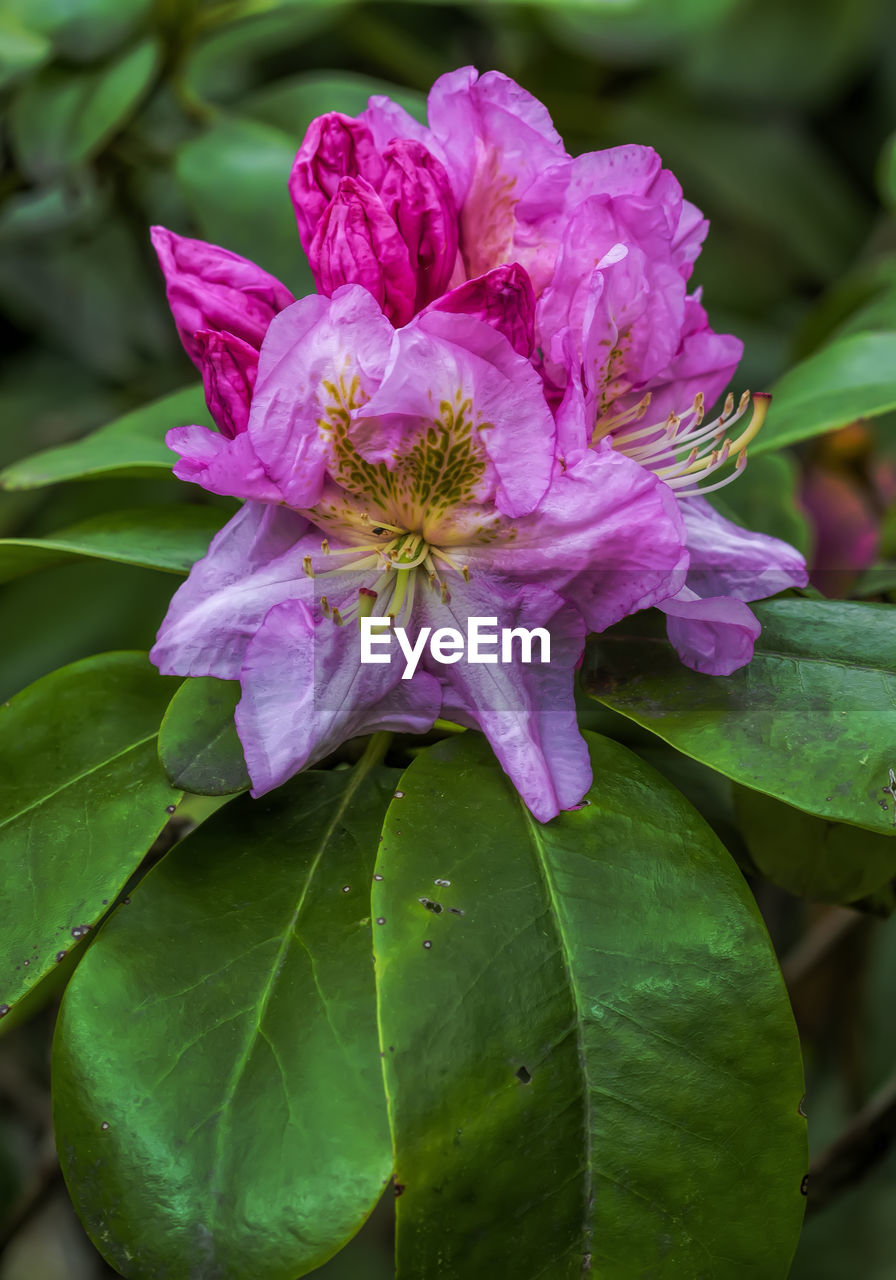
151, 287, 688, 820
150, 64, 810, 817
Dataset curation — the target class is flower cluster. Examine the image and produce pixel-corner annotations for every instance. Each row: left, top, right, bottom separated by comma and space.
150, 68, 806, 821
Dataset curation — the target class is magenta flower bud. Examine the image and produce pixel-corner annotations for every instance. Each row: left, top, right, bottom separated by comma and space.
289, 113, 384, 254
194, 330, 258, 439
430, 263, 535, 357
309, 177, 416, 327
378, 139, 458, 309
150, 226, 293, 367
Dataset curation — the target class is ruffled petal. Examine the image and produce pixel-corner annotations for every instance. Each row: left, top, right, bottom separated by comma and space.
236, 598, 441, 794
423, 574, 591, 821
427, 262, 535, 357
288, 112, 384, 254
166, 425, 283, 503
193, 330, 257, 439
247, 287, 394, 509
463, 444, 689, 632
658, 587, 761, 676
151, 502, 309, 679
680, 496, 808, 601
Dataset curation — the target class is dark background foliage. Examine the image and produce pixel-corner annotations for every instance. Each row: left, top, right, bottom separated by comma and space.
0, 1, 894, 1275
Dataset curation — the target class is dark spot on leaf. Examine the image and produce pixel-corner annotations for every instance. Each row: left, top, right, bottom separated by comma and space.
0, 1005, 10, 1018
23, 960, 29, 966
449, 907, 465, 916
101, 1121, 110, 1131
394, 1181, 406, 1197
342, 885, 351, 893
418, 897, 442, 914
801, 1174, 810, 1196
376, 917, 386, 925
422, 940, 433, 950
434, 878, 450, 887
374, 874, 383, 881
165, 805, 177, 814
71, 925, 91, 939
569, 800, 591, 811
388, 1045, 395, 1052
122, 897, 131, 905
55, 951, 67, 963
101, 899, 108, 906
582, 1255, 592, 1273
798, 1095, 808, 1118
516, 1066, 532, 1084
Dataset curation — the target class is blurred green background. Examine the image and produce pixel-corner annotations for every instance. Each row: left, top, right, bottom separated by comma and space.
1, 1, 895, 1275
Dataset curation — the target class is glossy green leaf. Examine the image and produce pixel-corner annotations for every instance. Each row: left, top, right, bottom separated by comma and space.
9, 39, 161, 181
734, 786, 896, 905
54, 753, 397, 1278
0, 653, 180, 1022
583, 599, 896, 836
158, 676, 250, 795
756, 332, 896, 454
374, 731, 806, 1278
0, 505, 226, 583
175, 117, 314, 296
0, 385, 207, 489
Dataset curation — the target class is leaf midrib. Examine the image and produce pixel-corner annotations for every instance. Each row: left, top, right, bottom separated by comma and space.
210, 750, 382, 1185
520, 803, 594, 1270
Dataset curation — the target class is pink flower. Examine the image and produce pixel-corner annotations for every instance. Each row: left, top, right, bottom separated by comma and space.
152, 286, 688, 820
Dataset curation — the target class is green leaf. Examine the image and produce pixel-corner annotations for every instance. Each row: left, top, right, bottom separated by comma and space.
0, 653, 180, 1022
734, 786, 896, 904
757, 332, 896, 454
374, 731, 807, 1278
158, 676, 251, 795
54, 754, 396, 1278
0, 12, 51, 90
9, 38, 161, 181
0, 384, 207, 489
243, 70, 427, 136
0, 505, 226, 583
175, 116, 314, 296
583, 599, 896, 836
2, 0, 153, 62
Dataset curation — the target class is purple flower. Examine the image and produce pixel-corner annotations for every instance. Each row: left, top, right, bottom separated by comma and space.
152, 286, 688, 820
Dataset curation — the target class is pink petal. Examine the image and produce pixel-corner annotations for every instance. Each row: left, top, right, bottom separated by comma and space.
658, 587, 761, 676
428, 262, 535, 357
247, 287, 395, 510
308, 176, 416, 327
151, 501, 310, 680
288, 112, 384, 254
236, 598, 441, 794
166, 425, 283, 503
379, 138, 458, 308
426, 575, 591, 821
680, 497, 808, 601
150, 226, 293, 366
194, 330, 257, 439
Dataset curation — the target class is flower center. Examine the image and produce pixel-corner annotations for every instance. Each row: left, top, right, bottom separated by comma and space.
302, 518, 470, 629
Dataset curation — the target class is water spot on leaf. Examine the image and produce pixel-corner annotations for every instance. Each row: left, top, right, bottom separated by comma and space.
0, 1005, 10, 1018
376, 917, 386, 925
394, 1181, 406, 1197
422, 939, 433, 949
434, 878, 451, 887
568, 799, 591, 811
165, 805, 177, 814
393, 790, 405, 799
516, 1066, 532, 1084
418, 897, 442, 914
373, 874, 384, 881
582, 1255, 592, 1273
23, 960, 29, 967
825, 796, 832, 802
800, 1174, 810, 1195
55, 951, 67, 963
122, 897, 131, 905
71, 925, 91, 939
448, 907, 465, 916
342, 885, 351, 893
798, 1095, 808, 1118
101, 1122, 110, 1131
